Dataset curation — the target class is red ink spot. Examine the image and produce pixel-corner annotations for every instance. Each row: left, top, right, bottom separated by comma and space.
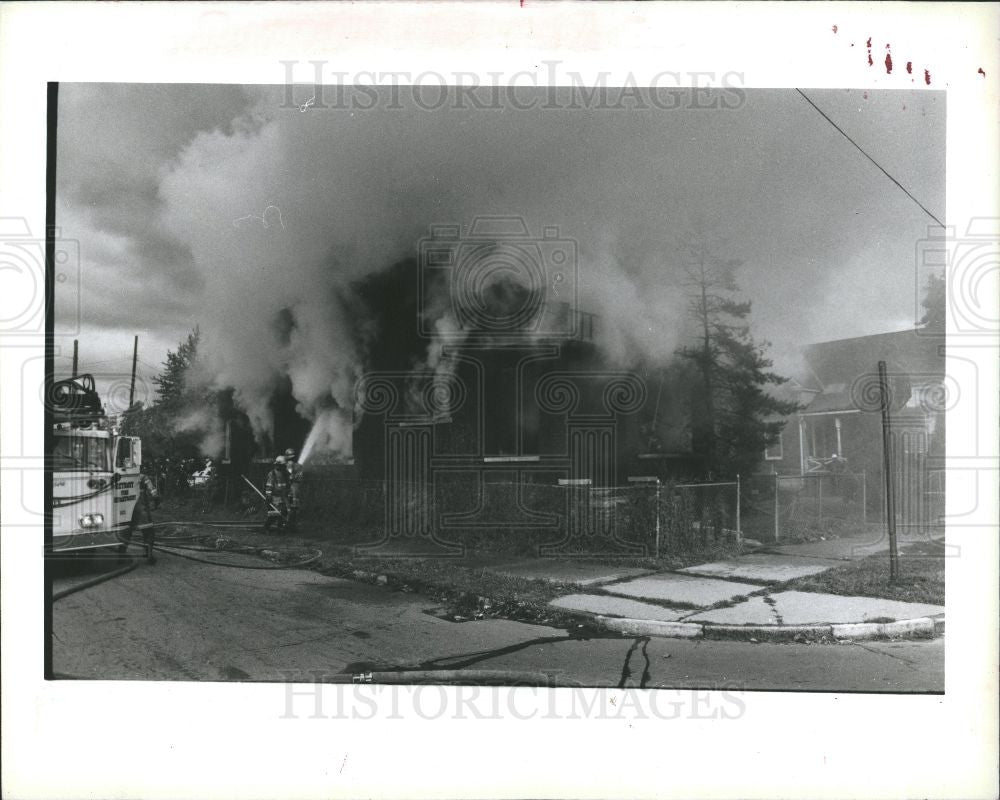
866, 37, 873, 67
906, 61, 912, 74
863, 91, 869, 100
832, 24, 838, 33
924, 69, 931, 85
885, 52, 893, 74
978, 67, 986, 77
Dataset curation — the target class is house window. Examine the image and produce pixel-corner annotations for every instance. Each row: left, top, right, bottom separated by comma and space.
764, 432, 783, 461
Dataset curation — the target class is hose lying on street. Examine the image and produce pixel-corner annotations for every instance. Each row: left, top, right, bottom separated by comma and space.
138, 520, 263, 530
153, 544, 323, 571
50, 541, 322, 603
131, 519, 322, 568
51, 556, 142, 602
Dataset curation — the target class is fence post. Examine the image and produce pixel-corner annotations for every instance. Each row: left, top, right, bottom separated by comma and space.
773, 472, 780, 542
861, 469, 867, 525
818, 474, 823, 525
735, 474, 742, 544
654, 479, 661, 559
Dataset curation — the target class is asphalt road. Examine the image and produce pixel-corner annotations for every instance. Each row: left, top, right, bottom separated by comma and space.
50, 549, 944, 691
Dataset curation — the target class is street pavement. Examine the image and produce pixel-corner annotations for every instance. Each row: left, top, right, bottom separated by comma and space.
50, 549, 943, 691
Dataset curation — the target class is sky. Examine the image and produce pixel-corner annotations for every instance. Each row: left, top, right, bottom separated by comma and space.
54, 84, 945, 438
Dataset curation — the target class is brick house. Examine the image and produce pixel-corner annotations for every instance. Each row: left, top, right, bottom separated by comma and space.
764, 328, 946, 523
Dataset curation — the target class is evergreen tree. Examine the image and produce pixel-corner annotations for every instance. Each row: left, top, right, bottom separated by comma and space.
677, 238, 799, 478
121, 328, 219, 486
153, 328, 200, 408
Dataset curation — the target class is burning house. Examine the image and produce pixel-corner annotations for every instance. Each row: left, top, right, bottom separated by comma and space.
218, 220, 699, 547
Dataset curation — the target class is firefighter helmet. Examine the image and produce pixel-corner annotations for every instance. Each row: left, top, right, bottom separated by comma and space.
274, 455, 286, 465
284, 448, 296, 459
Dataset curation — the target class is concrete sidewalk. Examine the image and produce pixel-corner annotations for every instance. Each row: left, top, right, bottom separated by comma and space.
480, 538, 945, 641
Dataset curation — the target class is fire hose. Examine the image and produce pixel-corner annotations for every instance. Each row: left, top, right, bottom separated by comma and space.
241, 473, 282, 515
51, 556, 142, 602
152, 544, 323, 570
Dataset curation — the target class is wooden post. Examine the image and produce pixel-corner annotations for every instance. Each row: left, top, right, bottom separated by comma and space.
735, 473, 742, 544
71, 339, 78, 378
654, 479, 661, 558
878, 360, 899, 582
128, 335, 139, 408
774, 472, 780, 542
861, 468, 867, 525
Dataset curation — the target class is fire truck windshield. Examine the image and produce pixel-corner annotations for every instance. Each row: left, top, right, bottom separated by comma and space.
51, 435, 111, 471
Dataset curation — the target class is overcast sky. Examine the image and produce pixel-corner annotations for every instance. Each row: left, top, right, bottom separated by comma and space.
55, 84, 944, 414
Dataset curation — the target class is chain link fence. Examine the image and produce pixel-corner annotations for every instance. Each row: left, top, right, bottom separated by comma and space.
230, 465, 742, 557
742, 472, 868, 543
741, 466, 941, 543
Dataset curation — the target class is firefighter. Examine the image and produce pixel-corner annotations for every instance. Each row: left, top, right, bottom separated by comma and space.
263, 455, 291, 533
284, 448, 302, 531
138, 464, 161, 521
126, 464, 159, 563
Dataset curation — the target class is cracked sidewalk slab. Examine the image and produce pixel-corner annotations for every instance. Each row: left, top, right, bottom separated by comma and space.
682, 590, 944, 627
484, 561, 652, 587
764, 532, 943, 561
762, 590, 945, 625
684, 596, 780, 624
549, 594, 688, 621
678, 553, 843, 582
601, 573, 761, 606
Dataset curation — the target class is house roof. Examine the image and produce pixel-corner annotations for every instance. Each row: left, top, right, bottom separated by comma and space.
801, 390, 855, 414
803, 329, 944, 387
799, 328, 945, 415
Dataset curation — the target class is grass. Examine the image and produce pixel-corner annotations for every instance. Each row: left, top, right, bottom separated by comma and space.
783, 540, 945, 605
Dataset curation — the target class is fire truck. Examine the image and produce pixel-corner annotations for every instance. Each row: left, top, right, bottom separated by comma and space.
49, 374, 148, 556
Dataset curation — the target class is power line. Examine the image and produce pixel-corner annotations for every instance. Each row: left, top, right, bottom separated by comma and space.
795, 89, 945, 229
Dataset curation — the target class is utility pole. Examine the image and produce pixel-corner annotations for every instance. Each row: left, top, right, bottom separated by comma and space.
129, 335, 139, 408
878, 360, 899, 582
71, 339, 78, 378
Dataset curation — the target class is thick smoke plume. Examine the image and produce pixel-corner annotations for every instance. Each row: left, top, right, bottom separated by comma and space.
155, 88, 700, 460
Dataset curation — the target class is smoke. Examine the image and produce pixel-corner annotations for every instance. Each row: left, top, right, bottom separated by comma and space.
174, 406, 225, 457
154, 87, 705, 460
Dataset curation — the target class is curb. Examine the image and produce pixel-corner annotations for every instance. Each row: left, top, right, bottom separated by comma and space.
594, 616, 704, 638
585, 613, 944, 642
